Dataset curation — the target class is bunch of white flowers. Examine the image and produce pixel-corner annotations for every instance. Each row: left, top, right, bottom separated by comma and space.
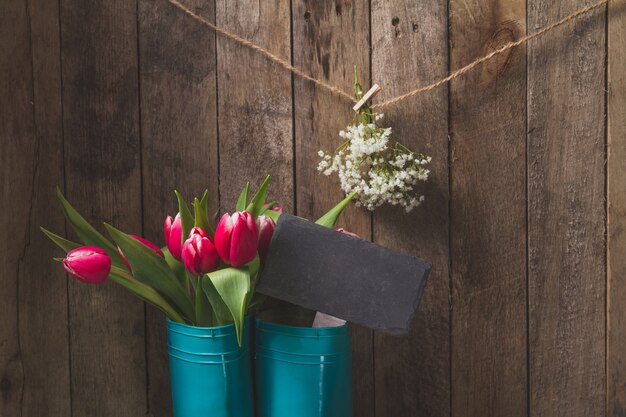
318, 112, 431, 212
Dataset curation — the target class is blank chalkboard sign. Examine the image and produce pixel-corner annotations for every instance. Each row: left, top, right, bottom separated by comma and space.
257, 214, 432, 336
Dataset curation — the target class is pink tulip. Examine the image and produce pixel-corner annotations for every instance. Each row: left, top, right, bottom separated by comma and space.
256, 215, 276, 261
214, 211, 258, 267
164, 214, 183, 261
335, 228, 359, 238
182, 227, 220, 275
62, 246, 111, 284
118, 235, 164, 271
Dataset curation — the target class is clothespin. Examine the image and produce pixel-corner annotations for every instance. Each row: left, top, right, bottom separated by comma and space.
353, 84, 381, 112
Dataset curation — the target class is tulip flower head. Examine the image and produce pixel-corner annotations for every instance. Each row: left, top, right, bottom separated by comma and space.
256, 215, 276, 261
164, 213, 183, 261
118, 235, 164, 271
214, 211, 258, 267
62, 246, 111, 284
182, 227, 221, 275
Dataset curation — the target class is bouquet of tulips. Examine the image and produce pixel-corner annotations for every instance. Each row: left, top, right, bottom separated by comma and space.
41, 176, 354, 344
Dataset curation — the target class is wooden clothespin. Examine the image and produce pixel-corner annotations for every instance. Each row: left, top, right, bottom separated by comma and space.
353, 84, 381, 112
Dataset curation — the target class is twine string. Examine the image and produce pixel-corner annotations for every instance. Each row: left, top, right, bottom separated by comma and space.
167, 0, 609, 109
168, 0, 356, 104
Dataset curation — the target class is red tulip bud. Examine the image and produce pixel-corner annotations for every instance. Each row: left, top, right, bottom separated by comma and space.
214, 211, 258, 267
335, 228, 359, 238
62, 246, 111, 284
164, 213, 183, 261
256, 215, 276, 261
182, 227, 220, 275
118, 235, 164, 271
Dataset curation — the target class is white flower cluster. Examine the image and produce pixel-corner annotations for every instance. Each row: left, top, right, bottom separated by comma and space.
318, 114, 431, 212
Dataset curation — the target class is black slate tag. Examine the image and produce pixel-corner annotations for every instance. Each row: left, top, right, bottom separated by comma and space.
256, 214, 432, 336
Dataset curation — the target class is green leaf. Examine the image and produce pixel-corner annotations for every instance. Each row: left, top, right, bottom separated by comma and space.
264, 209, 282, 222
41, 227, 81, 252
105, 223, 195, 321
108, 265, 188, 323
236, 182, 250, 212
199, 189, 209, 210
202, 267, 251, 346
175, 190, 194, 244
55, 188, 123, 267
315, 191, 357, 228
258, 201, 277, 216
195, 277, 214, 326
246, 175, 270, 218
163, 247, 190, 294
247, 255, 261, 293
247, 256, 261, 279
194, 196, 214, 237
199, 189, 214, 234
264, 209, 282, 223
201, 275, 232, 326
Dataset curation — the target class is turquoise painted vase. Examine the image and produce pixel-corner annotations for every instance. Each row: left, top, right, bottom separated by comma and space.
166, 317, 253, 417
255, 319, 353, 417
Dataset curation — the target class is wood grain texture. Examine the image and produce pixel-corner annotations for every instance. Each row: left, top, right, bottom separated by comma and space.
19, 0, 71, 415
216, 0, 293, 212
2, 2, 625, 416
138, 0, 218, 415
60, 0, 147, 415
527, 1, 606, 416
608, 1, 626, 415
449, 0, 528, 416
0, 0, 68, 415
291, 2, 373, 415
370, 1, 450, 416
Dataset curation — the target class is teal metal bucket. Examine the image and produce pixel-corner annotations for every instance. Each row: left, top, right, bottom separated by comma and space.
255, 319, 353, 417
167, 317, 254, 417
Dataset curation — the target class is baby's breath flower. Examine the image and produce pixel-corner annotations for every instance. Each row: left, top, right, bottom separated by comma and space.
316, 113, 431, 212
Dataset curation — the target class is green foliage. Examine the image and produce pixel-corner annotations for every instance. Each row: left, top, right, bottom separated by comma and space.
202, 267, 251, 346
105, 223, 195, 322
55, 188, 123, 267
194, 276, 213, 327
108, 266, 187, 323
246, 175, 271, 218
175, 190, 195, 244
315, 191, 357, 228
44, 175, 356, 341
194, 190, 214, 237
41, 227, 80, 252
236, 182, 250, 212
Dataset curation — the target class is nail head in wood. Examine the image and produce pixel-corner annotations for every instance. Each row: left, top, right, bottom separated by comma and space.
353, 84, 382, 112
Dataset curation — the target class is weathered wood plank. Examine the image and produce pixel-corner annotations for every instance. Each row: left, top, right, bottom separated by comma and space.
216, 0, 293, 211
138, 0, 218, 415
370, 1, 450, 416
0, 0, 68, 415
292, 2, 373, 415
527, 1, 606, 416
19, 0, 71, 415
449, 0, 527, 416
608, 1, 626, 415
60, 0, 147, 415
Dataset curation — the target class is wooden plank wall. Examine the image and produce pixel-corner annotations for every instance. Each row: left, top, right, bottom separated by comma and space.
1, 0, 622, 416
